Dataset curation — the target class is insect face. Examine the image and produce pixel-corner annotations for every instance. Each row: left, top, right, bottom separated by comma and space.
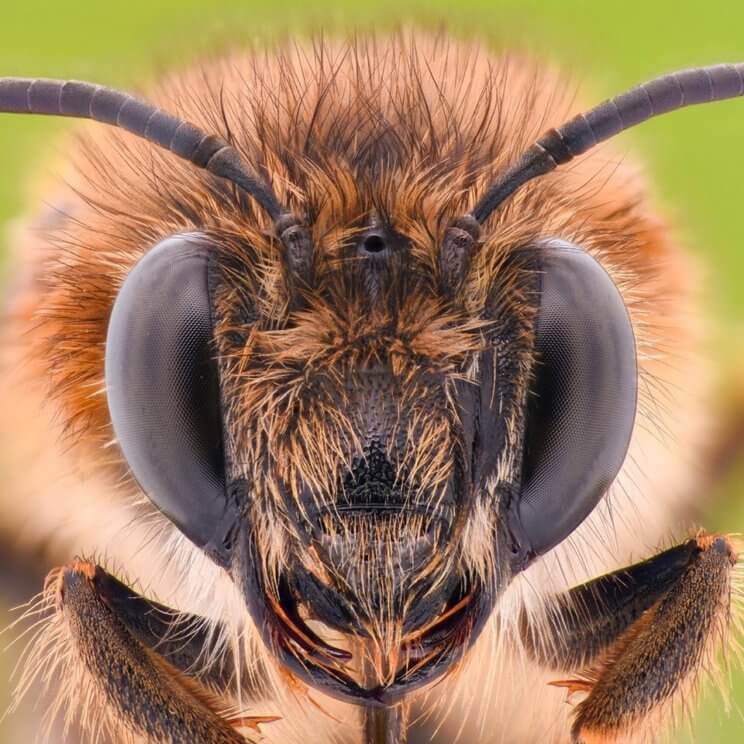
2, 38, 742, 744
104, 219, 637, 701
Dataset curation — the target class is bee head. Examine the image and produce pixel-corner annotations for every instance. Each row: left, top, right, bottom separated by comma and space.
11, 37, 738, 704
105, 215, 635, 703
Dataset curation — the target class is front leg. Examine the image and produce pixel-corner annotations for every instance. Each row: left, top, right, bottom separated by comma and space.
521, 533, 741, 743
18, 560, 275, 744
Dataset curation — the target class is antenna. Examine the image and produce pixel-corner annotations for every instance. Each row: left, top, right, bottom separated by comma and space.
0, 77, 314, 293
471, 63, 744, 223
0, 78, 289, 221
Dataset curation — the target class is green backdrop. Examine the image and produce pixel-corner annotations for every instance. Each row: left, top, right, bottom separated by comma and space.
0, 1, 743, 741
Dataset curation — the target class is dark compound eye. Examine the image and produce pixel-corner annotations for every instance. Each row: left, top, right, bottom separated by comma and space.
105, 234, 238, 566
509, 239, 638, 566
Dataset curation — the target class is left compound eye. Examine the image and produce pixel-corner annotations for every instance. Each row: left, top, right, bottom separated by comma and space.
509, 239, 638, 567
105, 234, 237, 565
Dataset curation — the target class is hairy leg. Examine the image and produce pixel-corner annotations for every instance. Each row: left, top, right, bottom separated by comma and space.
79, 565, 246, 694
19, 560, 276, 744
521, 534, 741, 743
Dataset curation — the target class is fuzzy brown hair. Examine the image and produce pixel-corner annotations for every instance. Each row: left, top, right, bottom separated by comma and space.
2, 30, 718, 744
12, 31, 688, 621
22, 32, 671, 486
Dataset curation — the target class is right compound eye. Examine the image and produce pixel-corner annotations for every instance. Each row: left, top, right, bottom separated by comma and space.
509, 240, 638, 566
104, 234, 238, 566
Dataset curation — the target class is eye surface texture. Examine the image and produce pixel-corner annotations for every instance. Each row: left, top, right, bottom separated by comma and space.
510, 239, 638, 567
105, 234, 237, 565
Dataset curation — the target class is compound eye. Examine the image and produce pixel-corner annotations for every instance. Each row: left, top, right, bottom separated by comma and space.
105, 234, 237, 565
511, 239, 637, 565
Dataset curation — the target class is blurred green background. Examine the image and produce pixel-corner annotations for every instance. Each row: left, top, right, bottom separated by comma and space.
0, 1, 743, 741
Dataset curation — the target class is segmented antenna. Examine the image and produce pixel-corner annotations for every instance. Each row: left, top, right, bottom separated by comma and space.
472, 63, 744, 223
0, 77, 285, 220
0, 77, 314, 294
